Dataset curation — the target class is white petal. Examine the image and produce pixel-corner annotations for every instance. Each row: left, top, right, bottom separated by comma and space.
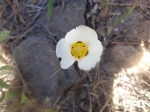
60, 57, 75, 69
88, 39, 103, 61
65, 25, 98, 44
78, 39, 103, 71
56, 39, 75, 69
78, 55, 99, 71
56, 39, 70, 58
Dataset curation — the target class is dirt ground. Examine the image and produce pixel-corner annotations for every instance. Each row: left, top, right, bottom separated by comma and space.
0, 0, 150, 112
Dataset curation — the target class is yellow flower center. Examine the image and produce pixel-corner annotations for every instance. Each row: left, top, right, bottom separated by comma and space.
71, 41, 88, 59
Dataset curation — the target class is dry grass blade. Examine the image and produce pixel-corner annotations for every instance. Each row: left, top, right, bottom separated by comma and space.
6, 0, 26, 26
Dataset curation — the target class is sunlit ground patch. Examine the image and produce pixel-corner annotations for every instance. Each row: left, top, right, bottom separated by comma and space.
113, 47, 150, 112
0, 44, 15, 112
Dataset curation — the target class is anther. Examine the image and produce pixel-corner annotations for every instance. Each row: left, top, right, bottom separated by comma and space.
77, 41, 82, 43
85, 51, 89, 56
71, 41, 88, 59
71, 52, 74, 56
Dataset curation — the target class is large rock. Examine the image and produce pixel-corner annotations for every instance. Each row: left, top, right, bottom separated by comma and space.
48, 0, 86, 40
12, 33, 79, 104
11, 0, 86, 105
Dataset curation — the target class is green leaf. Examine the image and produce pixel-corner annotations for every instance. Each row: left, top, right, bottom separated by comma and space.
44, 109, 53, 112
106, 4, 137, 36
114, 4, 137, 26
0, 79, 9, 88
5, 91, 20, 100
88, 108, 92, 112
0, 30, 10, 41
20, 92, 28, 104
0, 65, 14, 71
107, 26, 113, 36
47, 0, 55, 17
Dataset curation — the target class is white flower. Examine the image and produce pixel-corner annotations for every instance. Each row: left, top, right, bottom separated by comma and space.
56, 25, 103, 71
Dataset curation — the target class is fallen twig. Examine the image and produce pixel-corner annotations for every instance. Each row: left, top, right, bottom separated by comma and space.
111, 41, 150, 46
6, 0, 26, 26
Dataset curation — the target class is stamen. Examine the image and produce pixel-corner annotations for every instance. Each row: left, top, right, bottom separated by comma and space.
77, 41, 82, 43
71, 41, 88, 59
85, 51, 88, 56
71, 51, 74, 56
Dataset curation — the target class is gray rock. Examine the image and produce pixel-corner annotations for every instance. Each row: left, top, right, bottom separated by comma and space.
12, 33, 79, 104
11, 0, 86, 105
48, 0, 86, 40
